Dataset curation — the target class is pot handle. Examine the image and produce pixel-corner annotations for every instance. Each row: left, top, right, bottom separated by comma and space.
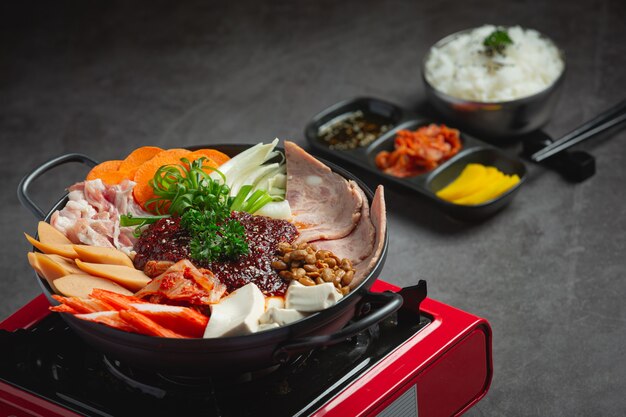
273, 290, 404, 363
17, 153, 99, 220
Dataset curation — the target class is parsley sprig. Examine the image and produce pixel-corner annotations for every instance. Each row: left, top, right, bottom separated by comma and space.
483, 29, 513, 56
183, 210, 249, 262
120, 157, 270, 262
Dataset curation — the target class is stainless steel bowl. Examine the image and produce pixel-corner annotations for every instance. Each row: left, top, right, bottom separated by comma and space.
422, 27, 566, 139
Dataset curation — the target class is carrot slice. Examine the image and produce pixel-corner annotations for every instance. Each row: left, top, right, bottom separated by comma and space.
119, 146, 164, 174
86, 160, 132, 185
119, 310, 186, 338
187, 149, 230, 166
132, 148, 192, 209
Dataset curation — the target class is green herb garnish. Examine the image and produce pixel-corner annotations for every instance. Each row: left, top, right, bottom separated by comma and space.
123, 156, 273, 262
146, 157, 231, 216
483, 29, 513, 56
230, 186, 273, 214
120, 213, 171, 237
182, 209, 249, 262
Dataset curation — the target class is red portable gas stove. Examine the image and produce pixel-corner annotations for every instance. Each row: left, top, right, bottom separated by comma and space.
0, 280, 492, 417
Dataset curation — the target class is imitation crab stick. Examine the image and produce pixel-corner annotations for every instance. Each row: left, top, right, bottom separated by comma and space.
89, 289, 147, 311
129, 303, 209, 338
52, 294, 116, 314
75, 311, 136, 333
49, 303, 78, 314
118, 310, 186, 338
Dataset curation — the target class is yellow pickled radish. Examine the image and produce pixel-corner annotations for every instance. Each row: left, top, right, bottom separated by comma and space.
454, 172, 512, 205
436, 163, 487, 200
436, 163, 521, 206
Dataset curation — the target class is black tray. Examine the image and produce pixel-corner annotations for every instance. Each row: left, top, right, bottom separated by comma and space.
304, 97, 527, 220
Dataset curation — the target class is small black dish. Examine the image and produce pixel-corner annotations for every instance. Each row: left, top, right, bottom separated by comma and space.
305, 97, 527, 221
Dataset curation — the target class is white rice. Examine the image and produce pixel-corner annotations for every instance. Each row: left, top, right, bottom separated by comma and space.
424, 25, 564, 102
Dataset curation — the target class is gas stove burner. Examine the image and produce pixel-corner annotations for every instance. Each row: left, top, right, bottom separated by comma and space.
102, 355, 169, 399
1, 281, 492, 416
103, 353, 286, 393
160, 363, 282, 387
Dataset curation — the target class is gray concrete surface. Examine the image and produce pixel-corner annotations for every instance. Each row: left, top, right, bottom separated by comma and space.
1, 0, 625, 415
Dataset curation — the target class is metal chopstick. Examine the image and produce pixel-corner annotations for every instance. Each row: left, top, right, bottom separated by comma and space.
531, 99, 626, 162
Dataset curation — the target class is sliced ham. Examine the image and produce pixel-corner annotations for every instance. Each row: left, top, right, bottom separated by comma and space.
312, 184, 375, 263
350, 186, 387, 289
285, 141, 362, 243
50, 179, 149, 255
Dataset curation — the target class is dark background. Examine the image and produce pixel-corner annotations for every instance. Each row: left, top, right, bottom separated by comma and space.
1, 1, 625, 416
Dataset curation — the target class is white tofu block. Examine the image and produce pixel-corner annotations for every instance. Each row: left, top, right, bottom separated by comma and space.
265, 296, 285, 311
203, 283, 266, 338
285, 281, 343, 312
259, 307, 308, 326
257, 323, 280, 332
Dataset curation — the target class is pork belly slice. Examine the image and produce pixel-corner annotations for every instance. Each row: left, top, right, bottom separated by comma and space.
285, 141, 363, 243
312, 184, 375, 263
51, 179, 149, 255
350, 185, 386, 289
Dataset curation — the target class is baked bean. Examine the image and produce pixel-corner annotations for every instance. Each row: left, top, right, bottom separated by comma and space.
340, 258, 352, 271
274, 241, 356, 294
321, 268, 334, 282
335, 269, 346, 280
333, 274, 343, 286
342, 270, 354, 286
271, 260, 288, 270
291, 249, 307, 261
299, 277, 316, 286
290, 260, 303, 268
279, 270, 294, 280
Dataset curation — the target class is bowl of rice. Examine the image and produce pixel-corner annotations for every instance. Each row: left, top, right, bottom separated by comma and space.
422, 25, 565, 138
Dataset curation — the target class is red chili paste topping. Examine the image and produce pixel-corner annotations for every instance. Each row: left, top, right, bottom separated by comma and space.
133, 213, 298, 296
